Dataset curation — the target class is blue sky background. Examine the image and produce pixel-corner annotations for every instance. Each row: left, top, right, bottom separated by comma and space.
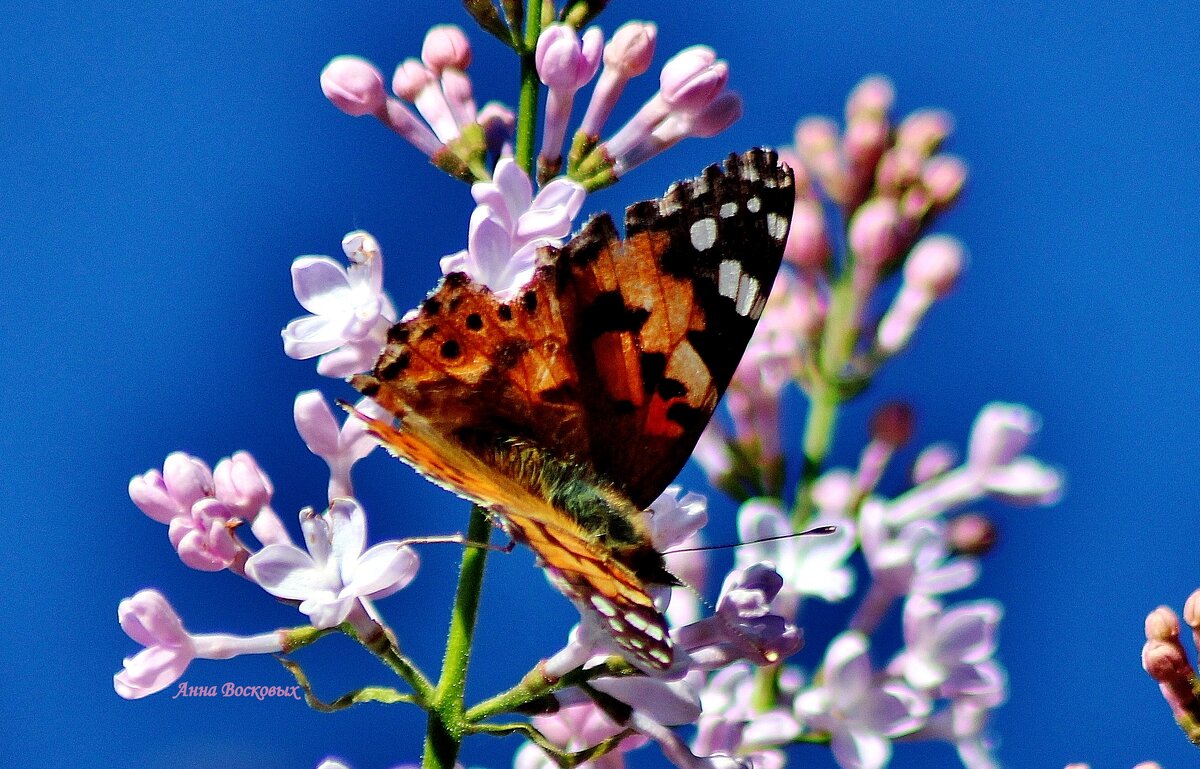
1, 2, 1197, 768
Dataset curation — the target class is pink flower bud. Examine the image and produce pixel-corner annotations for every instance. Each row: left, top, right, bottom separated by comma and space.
795, 116, 846, 202
688, 90, 741, 137
604, 21, 656, 76
321, 56, 387, 117
871, 401, 915, 446
946, 513, 998, 556
912, 442, 957, 483
440, 68, 478, 125
784, 200, 831, 272
848, 197, 902, 268
421, 24, 472, 74
896, 109, 954, 155
479, 100, 515, 156
129, 470, 181, 524
393, 59, 458, 143
922, 154, 968, 206
213, 451, 274, 520
162, 452, 214, 510
905, 235, 964, 296
846, 75, 895, 119
169, 498, 238, 572
536, 24, 603, 91
659, 46, 727, 111
392, 58, 435, 101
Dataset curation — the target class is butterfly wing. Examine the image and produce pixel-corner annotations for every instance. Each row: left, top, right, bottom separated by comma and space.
356, 148, 794, 507
346, 405, 674, 670
554, 148, 794, 506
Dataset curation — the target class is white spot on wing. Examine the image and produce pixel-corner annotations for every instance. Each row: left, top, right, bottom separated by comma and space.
650, 648, 672, 665
767, 212, 788, 241
659, 194, 681, 215
736, 274, 760, 317
749, 293, 767, 319
720, 202, 738, 218
744, 163, 760, 182
690, 217, 718, 251
626, 613, 650, 631
693, 176, 709, 195
590, 595, 617, 617
718, 259, 741, 301
644, 623, 665, 641
747, 196, 761, 213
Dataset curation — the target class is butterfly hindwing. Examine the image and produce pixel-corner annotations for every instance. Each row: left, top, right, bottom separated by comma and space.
344, 405, 674, 670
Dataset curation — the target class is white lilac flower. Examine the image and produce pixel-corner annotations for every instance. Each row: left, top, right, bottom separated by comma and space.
735, 498, 856, 617
282, 231, 397, 378
694, 663, 803, 769
245, 499, 418, 629
114, 590, 281, 699
916, 698, 1001, 769
889, 595, 1006, 705
439, 157, 586, 299
795, 632, 929, 769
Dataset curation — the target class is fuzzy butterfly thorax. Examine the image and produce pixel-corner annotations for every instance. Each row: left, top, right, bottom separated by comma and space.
351, 148, 794, 670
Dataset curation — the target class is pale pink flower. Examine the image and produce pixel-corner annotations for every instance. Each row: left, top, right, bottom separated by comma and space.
245, 499, 419, 629
114, 589, 282, 699
694, 663, 803, 769
420, 24, 471, 74
212, 451, 291, 547
675, 563, 802, 668
168, 497, 239, 571
282, 231, 397, 378
294, 391, 386, 500
514, 701, 647, 769
536, 24, 603, 170
439, 158, 585, 299
602, 46, 735, 176
917, 699, 1001, 769
580, 21, 657, 136
876, 235, 965, 355
129, 451, 214, 524
321, 56, 443, 157
890, 595, 1006, 705
795, 632, 929, 769
735, 498, 856, 614
393, 58, 459, 143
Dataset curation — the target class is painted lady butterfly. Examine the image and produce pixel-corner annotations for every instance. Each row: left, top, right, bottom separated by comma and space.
350, 148, 794, 670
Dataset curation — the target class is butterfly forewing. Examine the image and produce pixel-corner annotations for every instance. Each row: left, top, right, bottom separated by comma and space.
351, 148, 794, 671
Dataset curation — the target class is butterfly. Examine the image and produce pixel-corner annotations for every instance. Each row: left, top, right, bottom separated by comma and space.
349, 148, 794, 671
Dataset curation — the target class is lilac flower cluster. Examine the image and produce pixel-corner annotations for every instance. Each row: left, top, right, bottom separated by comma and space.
321, 21, 739, 189
116, 6, 1076, 769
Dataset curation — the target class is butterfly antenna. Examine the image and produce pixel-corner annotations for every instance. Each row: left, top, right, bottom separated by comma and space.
393, 533, 516, 554
661, 524, 837, 555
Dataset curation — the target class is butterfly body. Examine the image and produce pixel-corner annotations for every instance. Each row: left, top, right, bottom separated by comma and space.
352, 148, 794, 670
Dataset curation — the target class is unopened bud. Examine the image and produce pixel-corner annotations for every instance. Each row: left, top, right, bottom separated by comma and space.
421, 24, 472, 74
321, 56, 387, 117
871, 401, 915, 446
604, 20, 656, 76
846, 75, 895, 120
905, 235, 964, 297
848, 197, 902, 268
946, 513, 998, 556
896, 109, 954, 156
923, 154, 968, 207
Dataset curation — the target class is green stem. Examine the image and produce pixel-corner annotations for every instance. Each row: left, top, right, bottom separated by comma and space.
791, 272, 860, 525
513, 0, 544, 175
421, 507, 493, 769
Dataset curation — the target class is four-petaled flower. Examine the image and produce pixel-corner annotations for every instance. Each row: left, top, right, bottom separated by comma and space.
245, 498, 419, 628
795, 632, 930, 769
440, 157, 586, 299
283, 230, 397, 377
